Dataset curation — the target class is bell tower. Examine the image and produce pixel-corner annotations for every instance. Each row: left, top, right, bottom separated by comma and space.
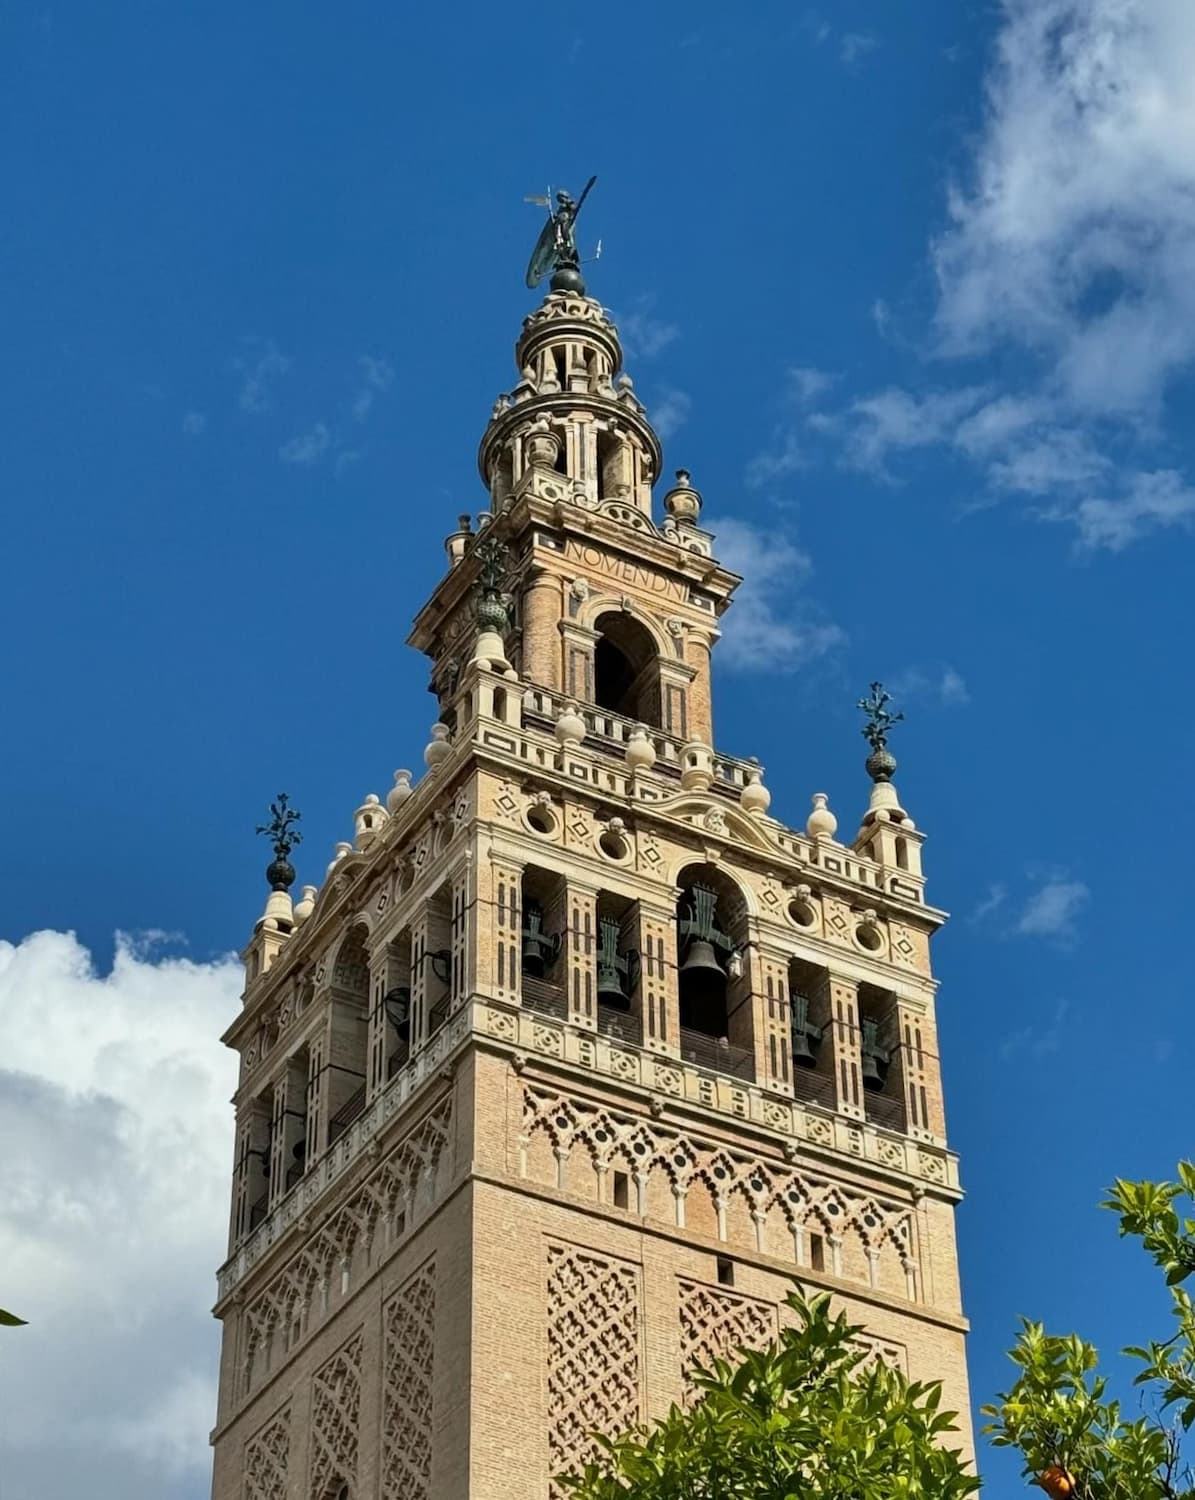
210, 235, 972, 1500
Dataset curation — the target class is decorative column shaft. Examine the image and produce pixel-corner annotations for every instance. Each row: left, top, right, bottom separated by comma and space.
827, 976, 866, 1120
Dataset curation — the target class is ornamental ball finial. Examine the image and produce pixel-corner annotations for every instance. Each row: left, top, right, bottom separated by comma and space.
857, 681, 903, 782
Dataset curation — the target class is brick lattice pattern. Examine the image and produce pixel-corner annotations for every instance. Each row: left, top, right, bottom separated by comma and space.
243, 1406, 290, 1500
308, 1330, 363, 1500
546, 1246, 640, 1496
678, 1279, 778, 1398
382, 1260, 437, 1500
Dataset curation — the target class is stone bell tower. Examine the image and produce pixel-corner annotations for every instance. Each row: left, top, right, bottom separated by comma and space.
209, 244, 972, 1500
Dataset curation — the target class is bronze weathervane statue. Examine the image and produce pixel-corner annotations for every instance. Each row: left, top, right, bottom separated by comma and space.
524, 175, 599, 295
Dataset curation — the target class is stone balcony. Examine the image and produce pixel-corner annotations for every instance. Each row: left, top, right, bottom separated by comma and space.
217, 989, 957, 1302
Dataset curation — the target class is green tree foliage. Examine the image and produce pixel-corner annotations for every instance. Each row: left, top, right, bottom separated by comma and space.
984, 1162, 1195, 1499
559, 1291, 978, 1500
0, 1308, 27, 1327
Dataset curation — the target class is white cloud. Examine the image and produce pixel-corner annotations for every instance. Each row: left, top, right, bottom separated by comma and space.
0, 929, 241, 1500
840, 31, 878, 66
788, 366, 835, 404
614, 307, 680, 361
1000, 996, 1071, 1060
279, 421, 331, 466
1070, 468, 1195, 551
1015, 876, 1090, 939
352, 355, 394, 423
746, 432, 805, 488
708, 514, 845, 672
234, 338, 291, 414
650, 387, 691, 442
969, 882, 1008, 924
933, 0, 1195, 417
891, 663, 970, 706
783, 4, 1195, 551
181, 410, 207, 437
835, 385, 989, 478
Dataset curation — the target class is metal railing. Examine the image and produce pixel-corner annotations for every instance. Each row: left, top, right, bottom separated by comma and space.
678, 1026, 755, 1082
791, 1067, 835, 1111
328, 1083, 367, 1142
597, 1005, 643, 1048
521, 973, 567, 1020
864, 1090, 907, 1134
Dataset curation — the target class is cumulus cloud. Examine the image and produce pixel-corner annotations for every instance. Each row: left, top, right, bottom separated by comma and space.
891, 664, 970, 706
650, 387, 692, 442
933, 0, 1195, 416
234, 338, 291, 414
279, 421, 331, 465
352, 355, 394, 423
1016, 876, 1090, 939
781, 3, 1195, 550
614, 306, 680, 361
0, 929, 241, 1500
708, 514, 845, 673
840, 31, 879, 66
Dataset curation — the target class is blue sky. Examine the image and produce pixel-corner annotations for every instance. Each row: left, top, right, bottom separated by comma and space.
1, 2, 1192, 1496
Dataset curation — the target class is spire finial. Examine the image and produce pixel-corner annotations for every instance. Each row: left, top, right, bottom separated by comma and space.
524, 175, 598, 295
858, 681, 903, 782
256, 792, 302, 891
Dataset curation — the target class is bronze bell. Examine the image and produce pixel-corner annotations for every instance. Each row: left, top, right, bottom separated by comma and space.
596, 915, 632, 1010
860, 1019, 889, 1092
521, 902, 559, 977
791, 1026, 818, 1068
679, 938, 725, 980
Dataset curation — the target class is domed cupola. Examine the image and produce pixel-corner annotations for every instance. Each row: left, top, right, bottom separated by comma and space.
478, 291, 664, 524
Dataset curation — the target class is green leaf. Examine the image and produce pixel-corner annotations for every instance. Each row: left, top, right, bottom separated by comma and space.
0, 1308, 28, 1327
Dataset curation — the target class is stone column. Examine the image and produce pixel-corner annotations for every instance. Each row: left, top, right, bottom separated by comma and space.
826, 975, 866, 1121
892, 999, 945, 1142
752, 942, 795, 1097
560, 621, 598, 705
480, 852, 523, 1006
635, 899, 679, 1056
521, 568, 563, 691
564, 879, 599, 1030
684, 628, 715, 744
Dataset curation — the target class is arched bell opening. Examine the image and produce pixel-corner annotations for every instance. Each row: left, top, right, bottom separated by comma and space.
788, 957, 835, 1109
520, 865, 566, 1019
327, 924, 370, 1146
236, 1093, 273, 1240
373, 929, 412, 1087
593, 610, 662, 728
594, 891, 641, 1044
858, 982, 906, 1133
423, 884, 454, 1042
675, 864, 754, 1080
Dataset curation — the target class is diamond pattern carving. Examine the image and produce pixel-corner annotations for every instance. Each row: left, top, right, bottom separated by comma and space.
382, 1261, 436, 1500
309, 1331, 363, 1499
547, 1247, 640, 1497
678, 1280, 777, 1398
244, 1406, 290, 1500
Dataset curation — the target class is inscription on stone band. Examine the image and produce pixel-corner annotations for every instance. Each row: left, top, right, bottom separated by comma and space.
563, 540, 687, 602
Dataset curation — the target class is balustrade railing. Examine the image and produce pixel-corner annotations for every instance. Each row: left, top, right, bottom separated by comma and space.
519, 689, 760, 792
